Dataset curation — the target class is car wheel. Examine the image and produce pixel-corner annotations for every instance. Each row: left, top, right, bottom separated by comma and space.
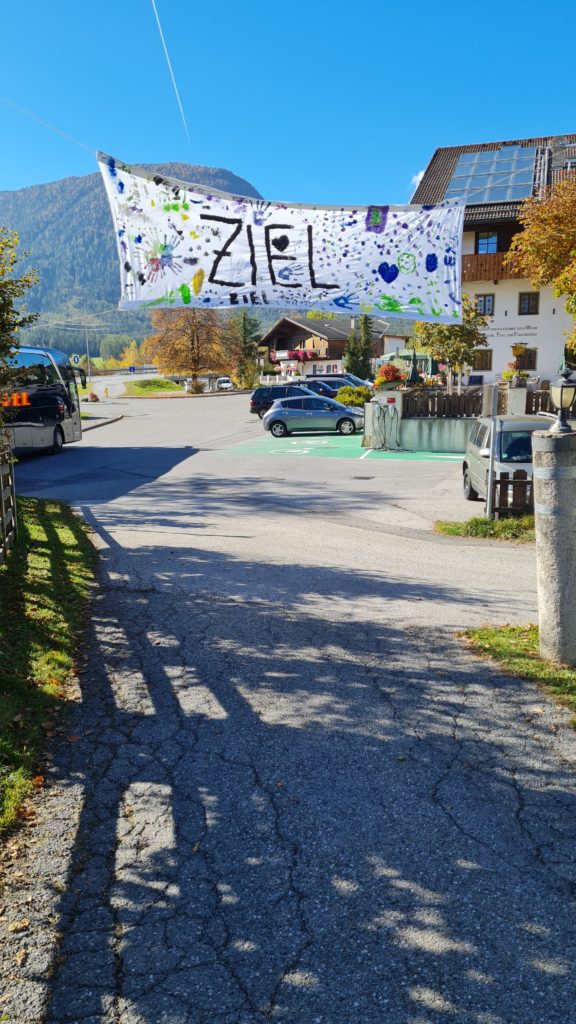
51, 426, 64, 454
270, 421, 288, 438
257, 409, 265, 419
337, 418, 356, 435
463, 467, 479, 501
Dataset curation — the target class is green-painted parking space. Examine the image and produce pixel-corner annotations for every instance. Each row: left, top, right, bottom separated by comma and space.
228, 433, 463, 461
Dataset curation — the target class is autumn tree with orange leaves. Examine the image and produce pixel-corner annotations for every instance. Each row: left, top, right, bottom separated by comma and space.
141, 308, 226, 383
506, 176, 576, 353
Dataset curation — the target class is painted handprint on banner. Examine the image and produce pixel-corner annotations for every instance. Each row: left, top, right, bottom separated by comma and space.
144, 234, 183, 283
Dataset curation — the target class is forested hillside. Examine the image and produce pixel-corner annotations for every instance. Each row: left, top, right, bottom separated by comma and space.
0, 162, 263, 353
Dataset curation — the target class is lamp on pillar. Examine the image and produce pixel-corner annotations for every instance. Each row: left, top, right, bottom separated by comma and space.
511, 341, 528, 367
549, 368, 576, 434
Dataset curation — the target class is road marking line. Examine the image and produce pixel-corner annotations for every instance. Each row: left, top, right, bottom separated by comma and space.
359, 448, 373, 459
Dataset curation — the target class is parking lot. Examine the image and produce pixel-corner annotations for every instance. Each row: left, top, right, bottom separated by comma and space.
228, 432, 463, 461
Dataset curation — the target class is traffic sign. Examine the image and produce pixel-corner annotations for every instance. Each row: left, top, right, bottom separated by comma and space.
72, 354, 80, 365
129, 365, 136, 373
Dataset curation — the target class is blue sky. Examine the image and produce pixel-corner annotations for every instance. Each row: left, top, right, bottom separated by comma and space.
1, 0, 575, 205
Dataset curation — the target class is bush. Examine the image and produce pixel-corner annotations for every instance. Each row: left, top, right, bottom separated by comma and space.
335, 385, 373, 407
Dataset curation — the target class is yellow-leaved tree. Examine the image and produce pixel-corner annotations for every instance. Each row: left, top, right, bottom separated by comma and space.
505, 176, 576, 353
118, 340, 144, 368
141, 309, 225, 383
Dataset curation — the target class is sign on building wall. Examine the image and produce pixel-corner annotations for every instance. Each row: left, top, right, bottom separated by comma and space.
98, 153, 464, 322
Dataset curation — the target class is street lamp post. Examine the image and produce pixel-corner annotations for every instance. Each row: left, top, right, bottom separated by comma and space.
548, 368, 576, 434
406, 346, 420, 385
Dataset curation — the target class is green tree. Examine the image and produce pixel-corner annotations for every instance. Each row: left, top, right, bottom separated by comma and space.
223, 311, 261, 386
414, 295, 488, 389
100, 334, 136, 361
345, 315, 373, 379
0, 229, 38, 423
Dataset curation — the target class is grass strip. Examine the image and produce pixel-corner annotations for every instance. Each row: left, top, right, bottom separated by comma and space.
435, 514, 534, 542
0, 498, 96, 832
465, 624, 576, 724
123, 377, 183, 396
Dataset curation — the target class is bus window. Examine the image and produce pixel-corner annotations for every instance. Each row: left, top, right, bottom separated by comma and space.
11, 351, 60, 386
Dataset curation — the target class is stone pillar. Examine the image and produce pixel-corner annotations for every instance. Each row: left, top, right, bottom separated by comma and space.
532, 430, 576, 665
507, 385, 527, 416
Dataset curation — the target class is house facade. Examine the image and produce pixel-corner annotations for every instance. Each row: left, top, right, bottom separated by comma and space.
412, 134, 576, 384
260, 316, 415, 378
260, 316, 383, 376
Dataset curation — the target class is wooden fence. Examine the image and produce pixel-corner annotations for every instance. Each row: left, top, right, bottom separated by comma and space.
492, 470, 533, 518
526, 389, 552, 415
0, 449, 16, 566
402, 387, 483, 419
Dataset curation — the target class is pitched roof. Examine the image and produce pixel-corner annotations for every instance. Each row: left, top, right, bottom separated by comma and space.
260, 315, 385, 344
412, 133, 576, 224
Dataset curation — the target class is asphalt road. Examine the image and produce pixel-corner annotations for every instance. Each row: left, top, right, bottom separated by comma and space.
5, 395, 576, 1024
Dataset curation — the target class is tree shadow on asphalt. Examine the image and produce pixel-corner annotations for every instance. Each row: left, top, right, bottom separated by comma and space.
40, 522, 576, 1024
14, 446, 200, 504
16, 445, 450, 527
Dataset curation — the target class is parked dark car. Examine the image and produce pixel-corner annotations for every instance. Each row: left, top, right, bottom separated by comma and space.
297, 379, 338, 399
304, 374, 373, 391
250, 384, 317, 418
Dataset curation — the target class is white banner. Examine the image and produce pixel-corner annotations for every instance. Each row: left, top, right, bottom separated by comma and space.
98, 153, 464, 322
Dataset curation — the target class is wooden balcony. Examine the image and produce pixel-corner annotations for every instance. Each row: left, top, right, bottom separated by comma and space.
461, 252, 521, 283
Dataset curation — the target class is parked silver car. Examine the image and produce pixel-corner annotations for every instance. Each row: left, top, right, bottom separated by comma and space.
262, 396, 365, 437
463, 414, 550, 501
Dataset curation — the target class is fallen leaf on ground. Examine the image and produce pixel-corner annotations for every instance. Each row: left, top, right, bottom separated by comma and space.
67, 736, 80, 743
8, 919, 30, 933
32, 776, 45, 788
15, 949, 27, 966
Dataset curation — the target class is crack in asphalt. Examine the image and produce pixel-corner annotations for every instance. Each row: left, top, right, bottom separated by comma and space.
3, 538, 576, 1022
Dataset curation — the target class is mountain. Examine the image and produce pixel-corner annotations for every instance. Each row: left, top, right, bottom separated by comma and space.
0, 162, 263, 353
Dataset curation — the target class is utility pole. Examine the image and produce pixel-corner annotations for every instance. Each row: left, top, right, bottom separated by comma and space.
85, 325, 92, 383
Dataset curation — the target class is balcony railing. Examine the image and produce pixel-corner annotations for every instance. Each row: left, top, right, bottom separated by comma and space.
461, 252, 520, 283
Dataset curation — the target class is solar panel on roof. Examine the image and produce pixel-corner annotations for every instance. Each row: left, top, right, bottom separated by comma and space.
444, 146, 537, 204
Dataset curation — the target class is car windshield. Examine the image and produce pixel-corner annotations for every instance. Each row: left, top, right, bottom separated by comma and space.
500, 431, 534, 463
